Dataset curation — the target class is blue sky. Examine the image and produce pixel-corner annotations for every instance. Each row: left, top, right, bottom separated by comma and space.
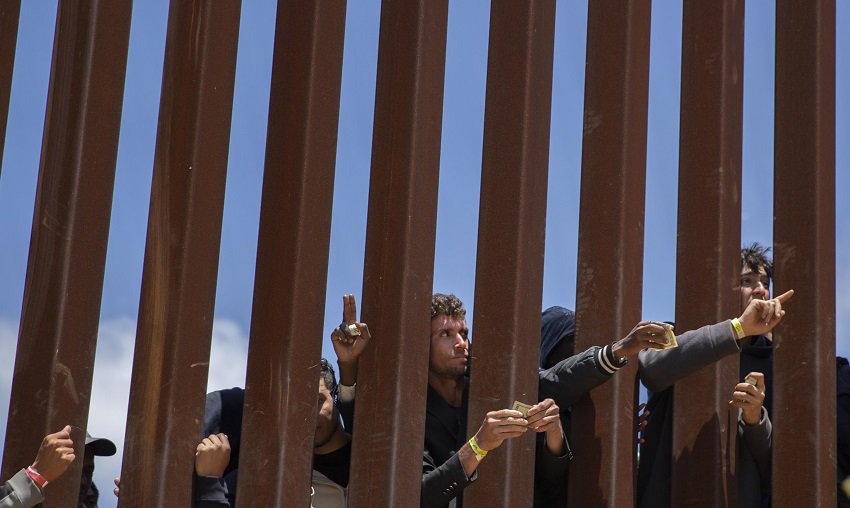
0, 1, 847, 505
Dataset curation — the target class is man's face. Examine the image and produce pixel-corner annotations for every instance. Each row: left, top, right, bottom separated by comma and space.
429, 314, 469, 380
314, 377, 339, 449
740, 264, 770, 310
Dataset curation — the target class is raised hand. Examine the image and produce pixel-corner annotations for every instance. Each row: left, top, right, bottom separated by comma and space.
729, 372, 766, 425
739, 289, 793, 337
331, 294, 371, 365
612, 321, 670, 358
30, 425, 75, 482
195, 433, 231, 477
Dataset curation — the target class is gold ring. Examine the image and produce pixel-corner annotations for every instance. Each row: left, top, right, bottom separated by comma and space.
346, 323, 361, 336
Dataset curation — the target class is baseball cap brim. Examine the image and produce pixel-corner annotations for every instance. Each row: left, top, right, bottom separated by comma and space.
85, 432, 117, 456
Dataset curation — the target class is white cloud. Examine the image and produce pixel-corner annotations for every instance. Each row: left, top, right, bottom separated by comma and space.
90, 317, 249, 506
0, 316, 248, 508
206, 318, 250, 392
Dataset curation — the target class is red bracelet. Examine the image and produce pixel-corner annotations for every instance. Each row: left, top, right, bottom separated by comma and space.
25, 466, 48, 489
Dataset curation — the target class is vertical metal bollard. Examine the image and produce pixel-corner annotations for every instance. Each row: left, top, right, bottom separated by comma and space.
568, 2, 652, 506
118, 1, 241, 505
235, 1, 347, 506
345, 1, 448, 506
0, 1, 132, 505
0, 0, 20, 177
464, 1, 556, 506
671, 2, 744, 507
772, 1, 836, 506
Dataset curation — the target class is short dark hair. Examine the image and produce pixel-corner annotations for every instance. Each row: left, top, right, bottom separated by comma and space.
431, 293, 467, 320
320, 358, 337, 394
741, 243, 774, 284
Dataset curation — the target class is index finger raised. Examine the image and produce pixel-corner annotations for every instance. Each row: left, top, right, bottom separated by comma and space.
775, 289, 794, 304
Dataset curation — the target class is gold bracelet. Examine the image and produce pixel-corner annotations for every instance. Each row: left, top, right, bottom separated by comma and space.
468, 436, 488, 461
731, 317, 746, 340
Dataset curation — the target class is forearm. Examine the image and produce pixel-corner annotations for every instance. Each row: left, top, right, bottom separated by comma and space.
535, 434, 571, 483
337, 360, 358, 387
739, 408, 772, 488
193, 476, 231, 508
544, 429, 565, 456
639, 321, 739, 392
421, 451, 475, 508
0, 469, 44, 508
457, 442, 481, 477
538, 346, 616, 408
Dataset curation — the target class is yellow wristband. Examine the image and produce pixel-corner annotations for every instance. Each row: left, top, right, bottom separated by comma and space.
468, 436, 488, 461
731, 318, 746, 340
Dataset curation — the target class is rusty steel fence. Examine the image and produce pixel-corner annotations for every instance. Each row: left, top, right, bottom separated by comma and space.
0, 1, 837, 507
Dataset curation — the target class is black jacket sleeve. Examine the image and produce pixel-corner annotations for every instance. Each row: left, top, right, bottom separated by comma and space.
193, 476, 231, 508
538, 346, 616, 409
421, 449, 476, 508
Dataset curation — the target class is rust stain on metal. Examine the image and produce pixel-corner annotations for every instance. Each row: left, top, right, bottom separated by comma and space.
119, 1, 241, 505
464, 1, 556, 507
772, 1, 836, 506
0, 1, 133, 505
671, 2, 744, 507
568, 2, 652, 506
346, 1, 447, 506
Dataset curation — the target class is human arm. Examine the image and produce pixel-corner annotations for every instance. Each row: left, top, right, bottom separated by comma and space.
611, 321, 670, 359
639, 290, 792, 393
529, 398, 571, 497
526, 398, 567, 457
420, 409, 527, 507
732, 372, 772, 489
539, 321, 669, 407
738, 407, 772, 488
538, 345, 620, 408
332, 294, 371, 390
331, 294, 371, 432
0, 470, 44, 508
29, 425, 75, 484
0, 426, 76, 508
639, 321, 739, 392
193, 434, 231, 508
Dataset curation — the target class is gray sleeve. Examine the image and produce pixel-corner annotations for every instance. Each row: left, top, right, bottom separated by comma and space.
638, 321, 740, 393
739, 407, 772, 490
0, 470, 44, 508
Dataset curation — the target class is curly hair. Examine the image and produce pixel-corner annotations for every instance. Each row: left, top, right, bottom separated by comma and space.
741, 242, 774, 283
320, 358, 337, 393
431, 293, 467, 319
